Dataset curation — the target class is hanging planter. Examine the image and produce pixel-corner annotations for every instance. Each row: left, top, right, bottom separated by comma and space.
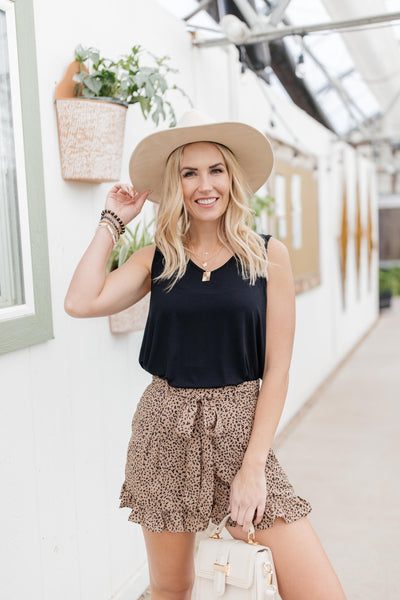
55, 96, 128, 182
106, 217, 155, 334
109, 292, 151, 333
54, 45, 191, 183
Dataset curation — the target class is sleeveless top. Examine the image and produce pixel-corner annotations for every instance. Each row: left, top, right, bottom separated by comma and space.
138, 234, 272, 388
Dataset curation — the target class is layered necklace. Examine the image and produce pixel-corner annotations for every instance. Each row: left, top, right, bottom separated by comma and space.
186, 235, 226, 282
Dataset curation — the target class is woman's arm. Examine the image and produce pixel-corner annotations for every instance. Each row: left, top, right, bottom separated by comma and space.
229, 237, 296, 530
64, 183, 152, 318
243, 237, 296, 466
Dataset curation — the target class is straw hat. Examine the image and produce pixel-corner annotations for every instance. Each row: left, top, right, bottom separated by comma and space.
129, 109, 274, 204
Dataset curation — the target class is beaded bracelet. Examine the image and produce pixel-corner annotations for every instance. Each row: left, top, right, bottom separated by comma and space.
100, 214, 121, 237
97, 222, 119, 249
101, 209, 126, 235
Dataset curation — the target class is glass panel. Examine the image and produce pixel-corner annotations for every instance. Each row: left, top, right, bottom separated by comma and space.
341, 70, 380, 118
291, 174, 302, 249
385, 0, 400, 41
316, 86, 355, 135
0, 8, 25, 309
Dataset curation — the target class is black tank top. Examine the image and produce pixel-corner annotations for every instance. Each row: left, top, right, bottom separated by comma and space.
138, 234, 272, 388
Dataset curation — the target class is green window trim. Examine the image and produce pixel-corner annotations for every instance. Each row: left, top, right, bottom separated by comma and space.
0, 0, 53, 354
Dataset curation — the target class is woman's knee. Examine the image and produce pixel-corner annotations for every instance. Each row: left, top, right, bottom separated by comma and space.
150, 571, 194, 600
142, 528, 196, 600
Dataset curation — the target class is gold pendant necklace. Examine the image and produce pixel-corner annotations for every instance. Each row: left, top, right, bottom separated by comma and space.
187, 238, 225, 282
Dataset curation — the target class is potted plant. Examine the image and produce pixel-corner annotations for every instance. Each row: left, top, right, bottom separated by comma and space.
107, 216, 155, 333
55, 44, 190, 182
379, 266, 400, 310
247, 192, 276, 233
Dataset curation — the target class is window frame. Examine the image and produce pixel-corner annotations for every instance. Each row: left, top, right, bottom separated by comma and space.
0, 0, 53, 354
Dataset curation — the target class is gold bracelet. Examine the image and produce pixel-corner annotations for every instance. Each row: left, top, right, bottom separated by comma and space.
97, 222, 119, 249
99, 214, 122, 236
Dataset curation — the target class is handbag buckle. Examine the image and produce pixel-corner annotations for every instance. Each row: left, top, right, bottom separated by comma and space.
247, 530, 260, 545
214, 561, 230, 575
263, 561, 274, 585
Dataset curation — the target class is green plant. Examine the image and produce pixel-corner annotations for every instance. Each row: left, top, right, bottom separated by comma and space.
106, 217, 155, 275
379, 267, 400, 296
73, 44, 191, 126
247, 193, 276, 232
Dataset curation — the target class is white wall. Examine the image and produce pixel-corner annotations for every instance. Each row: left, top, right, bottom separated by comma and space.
0, 1, 378, 599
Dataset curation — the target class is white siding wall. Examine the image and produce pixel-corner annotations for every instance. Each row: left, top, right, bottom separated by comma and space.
0, 0, 378, 599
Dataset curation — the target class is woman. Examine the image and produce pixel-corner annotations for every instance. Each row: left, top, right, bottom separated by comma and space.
64, 110, 346, 600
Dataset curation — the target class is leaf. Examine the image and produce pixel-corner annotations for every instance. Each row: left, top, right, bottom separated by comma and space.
72, 72, 87, 83
173, 84, 193, 105
151, 72, 168, 93
162, 100, 177, 127
75, 44, 90, 62
133, 220, 141, 240
137, 95, 151, 118
151, 95, 166, 126
88, 48, 100, 65
82, 87, 95, 98
118, 244, 129, 267
84, 76, 103, 94
124, 226, 134, 242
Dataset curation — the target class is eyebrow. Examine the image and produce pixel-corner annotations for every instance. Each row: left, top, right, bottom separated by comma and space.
180, 162, 225, 172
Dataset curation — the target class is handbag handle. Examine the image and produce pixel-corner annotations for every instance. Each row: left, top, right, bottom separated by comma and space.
209, 513, 258, 545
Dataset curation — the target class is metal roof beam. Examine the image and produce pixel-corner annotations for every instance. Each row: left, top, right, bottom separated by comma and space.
268, 0, 293, 27
232, 0, 262, 28
183, 0, 214, 22
193, 10, 400, 46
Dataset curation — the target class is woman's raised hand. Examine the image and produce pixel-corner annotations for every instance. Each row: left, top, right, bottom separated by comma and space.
105, 183, 152, 227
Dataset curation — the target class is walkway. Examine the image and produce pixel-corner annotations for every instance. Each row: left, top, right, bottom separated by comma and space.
273, 296, 400, 599
139, 297, 400, 599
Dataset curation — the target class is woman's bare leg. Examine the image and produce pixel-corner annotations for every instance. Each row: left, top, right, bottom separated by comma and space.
226, 517, 346, 600
141, 526, 196, 600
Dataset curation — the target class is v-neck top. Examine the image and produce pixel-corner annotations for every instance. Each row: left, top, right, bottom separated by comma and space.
138, 233, 272, 388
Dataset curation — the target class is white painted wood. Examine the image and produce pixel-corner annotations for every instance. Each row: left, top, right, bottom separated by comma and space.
0, 0, 379, 599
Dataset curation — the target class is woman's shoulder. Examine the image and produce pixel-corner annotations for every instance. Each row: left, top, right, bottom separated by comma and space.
259, 232, 272, 245
259, 232, 287, 252
261, 234, 292, 275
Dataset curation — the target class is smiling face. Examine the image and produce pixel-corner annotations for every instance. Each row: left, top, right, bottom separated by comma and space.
180, 142, 231, 223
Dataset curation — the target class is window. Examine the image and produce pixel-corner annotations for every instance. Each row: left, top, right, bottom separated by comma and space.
291, 174, 302, 249
274, 174, 287, 239
272, 149, 320, 295
0, 4, 28, 312
0, 0, 53, 354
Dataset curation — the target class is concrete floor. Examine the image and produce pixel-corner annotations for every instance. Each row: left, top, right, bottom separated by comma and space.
273, 296, 400, 600
138, 297, 400, 599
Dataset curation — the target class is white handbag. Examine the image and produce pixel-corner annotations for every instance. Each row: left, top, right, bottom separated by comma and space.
193, 513, 280, 599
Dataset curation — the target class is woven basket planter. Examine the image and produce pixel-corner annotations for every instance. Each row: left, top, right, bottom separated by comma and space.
109, 292, 151, 334
55, 97, 128, 182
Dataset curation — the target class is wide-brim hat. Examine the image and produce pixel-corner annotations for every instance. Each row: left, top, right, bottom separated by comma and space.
129, 109, 274, 204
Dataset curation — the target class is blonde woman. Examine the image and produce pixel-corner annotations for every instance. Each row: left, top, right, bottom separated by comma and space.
64, 110, 346, 600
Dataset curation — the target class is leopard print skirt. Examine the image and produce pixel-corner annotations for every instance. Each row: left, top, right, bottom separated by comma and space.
119, 374, 312, 533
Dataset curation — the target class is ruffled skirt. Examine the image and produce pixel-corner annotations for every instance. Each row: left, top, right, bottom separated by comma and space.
119, 374, 312, 533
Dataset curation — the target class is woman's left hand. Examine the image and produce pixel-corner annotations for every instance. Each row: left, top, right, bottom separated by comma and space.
228, 462, 267, 532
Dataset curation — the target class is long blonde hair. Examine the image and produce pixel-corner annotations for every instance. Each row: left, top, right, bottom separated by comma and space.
153, 142, 270, 292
